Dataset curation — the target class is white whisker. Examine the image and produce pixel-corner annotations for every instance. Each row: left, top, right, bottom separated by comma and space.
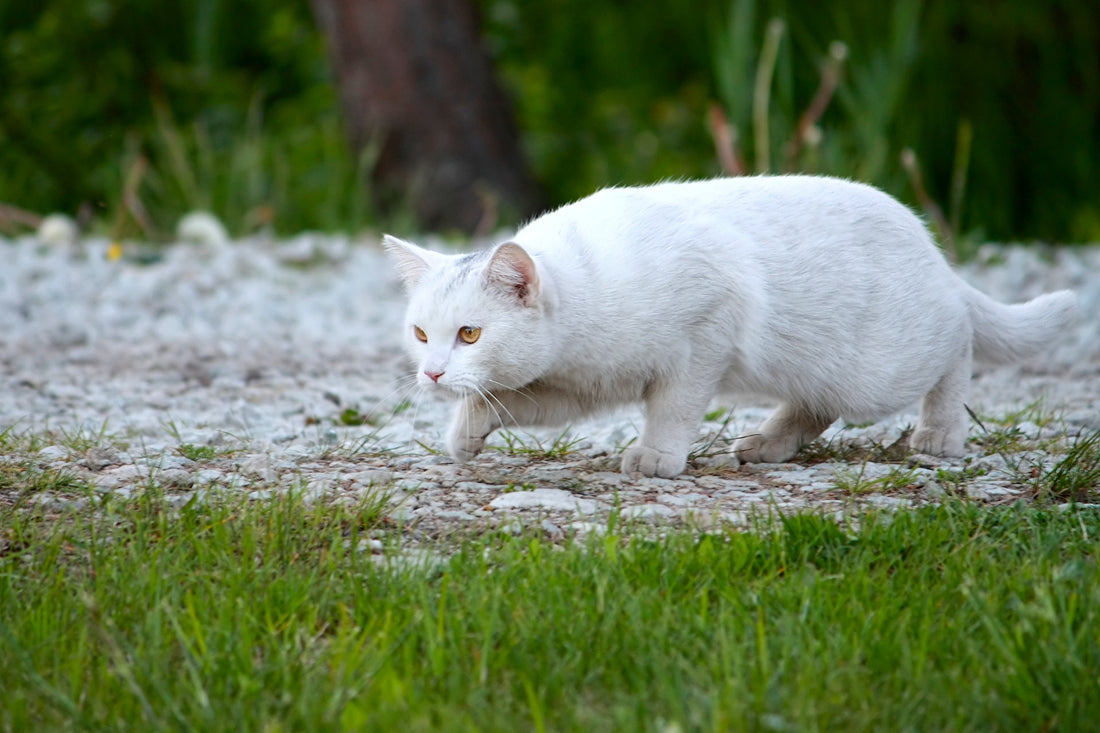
473, 385, 511, 430
484, 379, 539, 408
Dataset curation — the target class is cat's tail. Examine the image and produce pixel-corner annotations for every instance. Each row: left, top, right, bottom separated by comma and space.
966, 285, 1079, 365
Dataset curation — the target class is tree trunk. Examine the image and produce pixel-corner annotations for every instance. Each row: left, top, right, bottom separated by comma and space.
309, 0, 541, 233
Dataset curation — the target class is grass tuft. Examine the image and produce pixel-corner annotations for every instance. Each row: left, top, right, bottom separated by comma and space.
492, 429, 584, 459
176, 444, 225, 462
1029, 428, 1100, 503
797, 428, 913, 465
832, 463, 923, 495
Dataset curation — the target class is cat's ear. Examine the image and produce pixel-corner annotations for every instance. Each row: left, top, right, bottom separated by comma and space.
486, 242, 540, 306
383, 235, 447, 289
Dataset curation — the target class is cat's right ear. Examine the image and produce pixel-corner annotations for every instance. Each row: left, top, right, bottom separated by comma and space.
383, 235, 446, 289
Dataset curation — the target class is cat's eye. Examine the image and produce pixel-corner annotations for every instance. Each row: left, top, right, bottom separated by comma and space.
459, 326, 481, 344
414, 326, 427, 343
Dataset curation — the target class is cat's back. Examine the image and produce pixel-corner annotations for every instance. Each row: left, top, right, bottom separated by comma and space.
515, 175, 940, 280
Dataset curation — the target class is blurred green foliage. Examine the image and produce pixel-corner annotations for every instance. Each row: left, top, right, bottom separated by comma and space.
484, 0, 1100, 242
0, 0, 1097, 241
0, 0, 370, 238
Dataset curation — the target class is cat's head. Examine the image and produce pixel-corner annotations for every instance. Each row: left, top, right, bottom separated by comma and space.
384, 235, 554, 397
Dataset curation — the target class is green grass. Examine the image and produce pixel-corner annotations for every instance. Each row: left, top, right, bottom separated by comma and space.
492, 428, 584, 459
969, 400, 1064, 455
1026, 428, 1100, 504
175, 443, 226, 462
3, 491, 1100, 731
795, 428, 913, 466
0, 427, 93, 498
832, 463, 922, 495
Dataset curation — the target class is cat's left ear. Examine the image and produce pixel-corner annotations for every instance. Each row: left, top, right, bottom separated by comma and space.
486, 242, 540, 306
383, 235, 448, 289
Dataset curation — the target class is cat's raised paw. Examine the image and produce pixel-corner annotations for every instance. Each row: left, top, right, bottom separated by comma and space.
731, 434, 800, 464
621, 446, 687, 479
694, 452, 742, 471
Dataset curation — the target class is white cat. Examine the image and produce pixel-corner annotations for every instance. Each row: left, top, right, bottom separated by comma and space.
385, 176, 1078, 478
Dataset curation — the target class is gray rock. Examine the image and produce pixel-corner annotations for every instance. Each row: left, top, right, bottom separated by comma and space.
194, 469, 225, 486
766, 468, 820, 486
157, 468, 195, 489
240, 453, 279, 482
347, 469, 394, 487
93, 464, 143, 491
84, 447, 121, 471
36, 445, 68, 462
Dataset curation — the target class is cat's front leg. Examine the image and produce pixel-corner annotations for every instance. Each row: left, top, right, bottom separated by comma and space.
622, 376, 716, 479
446, 397, 501, 463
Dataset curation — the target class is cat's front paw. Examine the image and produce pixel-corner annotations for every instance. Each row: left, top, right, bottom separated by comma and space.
446, 404, 497, 463
621, 446, 687, 478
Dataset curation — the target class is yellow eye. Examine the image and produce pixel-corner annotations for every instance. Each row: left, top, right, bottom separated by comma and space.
459, 326, 481, 344
414, 326, 427, 343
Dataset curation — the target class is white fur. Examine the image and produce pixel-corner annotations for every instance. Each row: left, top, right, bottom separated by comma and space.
385, 176, 1079, 478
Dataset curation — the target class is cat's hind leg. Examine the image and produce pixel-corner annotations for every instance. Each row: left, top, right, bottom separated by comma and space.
732, 404, 836, 464
909, 344, 971, 457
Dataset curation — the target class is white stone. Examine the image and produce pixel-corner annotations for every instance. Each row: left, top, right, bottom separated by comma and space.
635, 476, 677, 490
660, 493, 709, 506
240, 453, 278, 482
435, 510, 476, 520
569, 521, 609, 535
93, 464, 144, 491
489, 488, 601, 514
157, 468, 194, 489
177, 211, 228, 248
194, 469, 225, 486
346, 469, 394, 486
621, 503, 676, 519
454, 481, 505, 492
36, 445, 68, 462
37, 214, 79, 248
766, 468, 821, 485
864, 495, 912, 508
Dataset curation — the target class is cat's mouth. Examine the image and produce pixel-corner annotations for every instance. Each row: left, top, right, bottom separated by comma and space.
424, 379, 471, 400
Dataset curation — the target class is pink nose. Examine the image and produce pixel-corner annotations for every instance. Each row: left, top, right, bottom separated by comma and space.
424, 369, 444, 383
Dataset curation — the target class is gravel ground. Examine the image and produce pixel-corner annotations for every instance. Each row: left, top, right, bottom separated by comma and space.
2, 227, 1098, 542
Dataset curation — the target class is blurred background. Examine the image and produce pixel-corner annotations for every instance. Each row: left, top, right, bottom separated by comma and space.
0, 0, 1097, 252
